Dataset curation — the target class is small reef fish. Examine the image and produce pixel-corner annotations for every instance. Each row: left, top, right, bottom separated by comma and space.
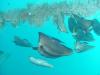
75, 41, 95, 53
74, 29, 94, 41
14, 32, 73, 58
14, 36, 33, 48
29, 56, 53, 68
68, 14, 92, 32
68, 14, 94, 42
36, 32, 73, 58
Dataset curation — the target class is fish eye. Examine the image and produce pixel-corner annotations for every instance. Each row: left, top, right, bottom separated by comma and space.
39, 45, 44, 49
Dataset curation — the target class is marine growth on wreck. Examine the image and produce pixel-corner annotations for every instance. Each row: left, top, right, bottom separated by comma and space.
0, 0, 100, 32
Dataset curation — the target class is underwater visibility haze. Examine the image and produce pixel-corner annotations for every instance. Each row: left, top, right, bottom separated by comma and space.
0, 0, 100, 75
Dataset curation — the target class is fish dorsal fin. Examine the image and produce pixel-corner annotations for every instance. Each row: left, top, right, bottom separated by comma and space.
50, 36, 64, 44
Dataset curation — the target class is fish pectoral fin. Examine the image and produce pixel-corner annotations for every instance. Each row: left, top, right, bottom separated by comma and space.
51, 36, 64, 44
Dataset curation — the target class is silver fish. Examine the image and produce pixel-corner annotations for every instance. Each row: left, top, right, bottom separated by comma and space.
35, 32, 73, 58
29, 56, 53, 68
